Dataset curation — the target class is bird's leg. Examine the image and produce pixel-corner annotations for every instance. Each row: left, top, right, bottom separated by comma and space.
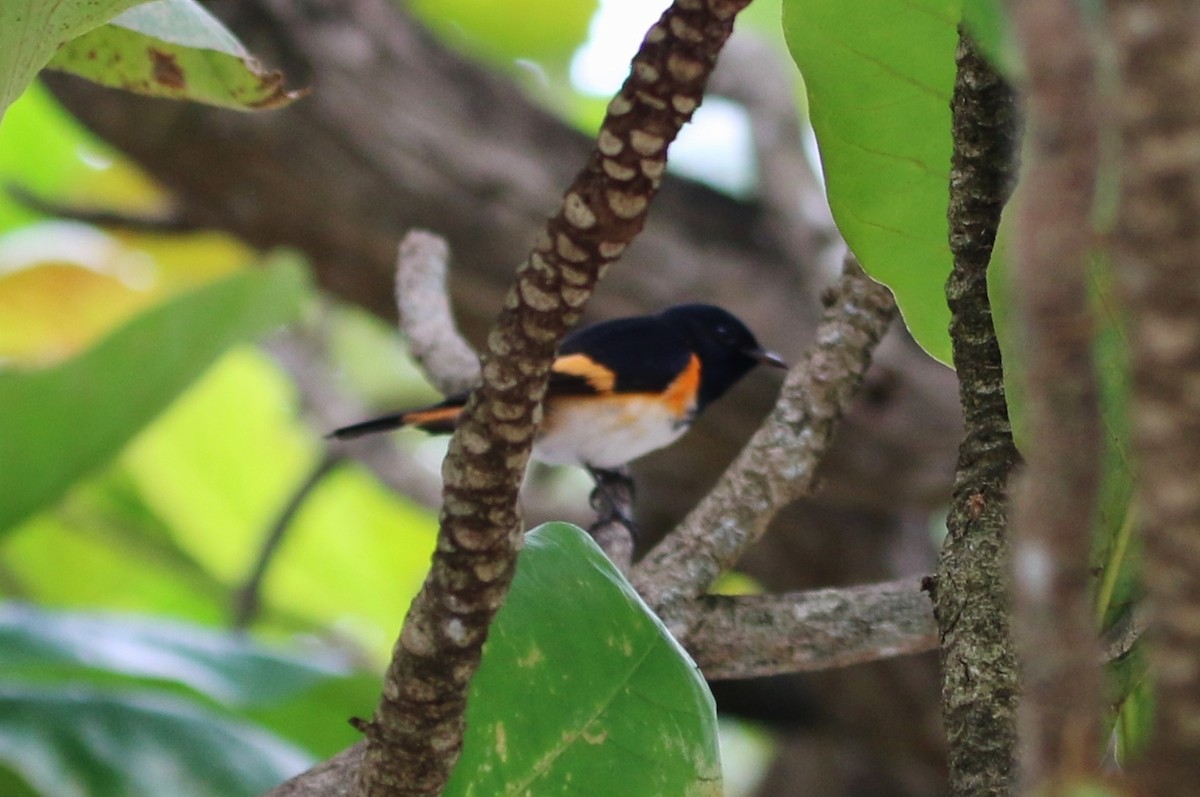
587, 466, 637, 528
586, 466, 637, 572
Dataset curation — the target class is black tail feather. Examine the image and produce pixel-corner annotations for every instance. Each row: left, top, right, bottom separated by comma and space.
326, 413, 409, 440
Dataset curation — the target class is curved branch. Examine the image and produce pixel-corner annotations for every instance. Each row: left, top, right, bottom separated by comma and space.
393, 230, 479, 396
233, 453, 343, 629
632, 255, 897, 620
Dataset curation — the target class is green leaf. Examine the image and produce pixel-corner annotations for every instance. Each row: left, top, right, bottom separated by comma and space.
0, 252, 311, 533
0, 684, 310, 797
0, 765, 39, 797
0, 602, 378, 760
0, 603, 348, 706
445, 523, 722, 796
782, 0, 961, 363
45, 0, 303, 111
0, 0, 152, 122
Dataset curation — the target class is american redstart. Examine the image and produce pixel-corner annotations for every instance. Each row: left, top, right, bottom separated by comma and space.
330, 304, 785, 470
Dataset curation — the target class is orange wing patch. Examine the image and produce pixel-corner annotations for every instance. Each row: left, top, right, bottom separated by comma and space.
661, 353, 701, 417
402, 405, 462, 430
552, 353, 617, 393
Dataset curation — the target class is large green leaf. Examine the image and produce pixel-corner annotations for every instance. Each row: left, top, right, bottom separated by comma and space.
46, 0, 303, 111
0, 0, 151, 122
0, 253, 311, 532
445, 523, 722, 796
0, 603, 347, 706
0, 764, 40, 797
782, 0, 961, 363
0, 602, 378, 760
0, 684, 310, 797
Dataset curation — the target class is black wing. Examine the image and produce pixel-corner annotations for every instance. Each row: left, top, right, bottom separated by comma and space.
552, 315, 693, 395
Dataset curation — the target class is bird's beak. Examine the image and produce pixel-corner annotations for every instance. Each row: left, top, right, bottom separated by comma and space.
748, 347, 788, 369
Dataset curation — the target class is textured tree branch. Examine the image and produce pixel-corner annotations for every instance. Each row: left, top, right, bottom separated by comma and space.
265, 745, 364, 797
353, 2, 754, 794
935, 30, 1021, 797
392, 230, 480, 396
1108, 1, 1200, 792
681, 579, 936, 679
1005, 2, 1105, 789
633, 256, 898, 624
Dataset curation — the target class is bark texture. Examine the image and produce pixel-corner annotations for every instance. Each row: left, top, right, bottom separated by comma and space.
1109, 1, 1200, 792
935, 30, 1021, 797
684, 580, 936, 679
1005, 1, 1106, 789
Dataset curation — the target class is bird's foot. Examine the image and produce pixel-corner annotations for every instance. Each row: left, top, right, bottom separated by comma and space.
586, 466, 637, 570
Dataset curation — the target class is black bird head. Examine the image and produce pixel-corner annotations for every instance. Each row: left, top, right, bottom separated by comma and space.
658, 304, 787, 409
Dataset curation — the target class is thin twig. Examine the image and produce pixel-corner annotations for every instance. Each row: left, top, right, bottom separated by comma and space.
632, 255, 897, 625
5, 183, 200, 233
232, 453, 343, 629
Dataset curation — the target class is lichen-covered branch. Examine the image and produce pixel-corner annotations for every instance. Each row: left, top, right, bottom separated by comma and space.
352, 2, 754, 794
632, 256, 897, 625
680, 579, 936, 679
392, 230, 480, 396
1108, 1, 1200, 792
1005, 1, 1105, 789
935, 29, 1021, 797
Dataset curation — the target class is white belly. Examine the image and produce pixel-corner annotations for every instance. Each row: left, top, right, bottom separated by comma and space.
533, 395, 692, 469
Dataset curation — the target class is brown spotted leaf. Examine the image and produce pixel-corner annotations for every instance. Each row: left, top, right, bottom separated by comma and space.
45, 0, 303, 111
0, 0, 151, 123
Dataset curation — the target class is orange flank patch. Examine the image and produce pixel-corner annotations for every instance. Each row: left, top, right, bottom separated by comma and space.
552, 353, 617, 393
662, 354, 701, 417
402, 405, 462, 428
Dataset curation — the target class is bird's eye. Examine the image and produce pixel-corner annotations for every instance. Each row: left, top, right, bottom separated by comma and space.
715, 325, 736, 344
